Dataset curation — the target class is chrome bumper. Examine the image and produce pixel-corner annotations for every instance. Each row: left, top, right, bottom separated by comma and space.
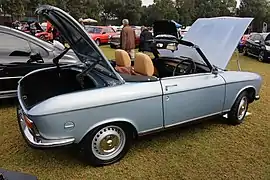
17, 108, 75, 148
255, 95, 260, 101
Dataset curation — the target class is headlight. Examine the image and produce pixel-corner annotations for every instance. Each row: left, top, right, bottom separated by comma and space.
156, 43, 163, 48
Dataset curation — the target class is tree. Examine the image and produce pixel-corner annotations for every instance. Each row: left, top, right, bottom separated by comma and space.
1, 0, 26, 19
154, 0, 179, 21
238, 0, 269, 32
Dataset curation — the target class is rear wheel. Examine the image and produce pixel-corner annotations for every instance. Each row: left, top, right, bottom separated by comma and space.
79, 123, 132, 166
228, 91, 249, 125
39, 35, 46, 41
258, 51, 265, 62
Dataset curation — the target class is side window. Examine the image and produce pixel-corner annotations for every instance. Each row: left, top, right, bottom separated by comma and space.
0, 32, 30, 56
29, 42, 49, 57
107, 28, 115, 33
104, 28, 109, 33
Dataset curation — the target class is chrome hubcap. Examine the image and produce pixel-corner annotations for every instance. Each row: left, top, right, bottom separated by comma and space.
92, 125, 126, 160
237, 96, 248, 120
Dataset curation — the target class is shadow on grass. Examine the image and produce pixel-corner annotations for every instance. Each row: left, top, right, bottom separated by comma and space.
0, 98, 18, 108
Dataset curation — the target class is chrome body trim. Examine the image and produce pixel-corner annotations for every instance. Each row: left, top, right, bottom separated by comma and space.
164, 111, 222, 128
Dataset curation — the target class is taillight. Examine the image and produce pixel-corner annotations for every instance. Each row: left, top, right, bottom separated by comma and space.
23, 115, 33, 129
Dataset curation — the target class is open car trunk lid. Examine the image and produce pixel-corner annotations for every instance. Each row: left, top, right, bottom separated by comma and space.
35, 5, 124, 83
153, 20, 179, 38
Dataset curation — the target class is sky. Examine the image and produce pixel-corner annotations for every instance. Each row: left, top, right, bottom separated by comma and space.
141, 0, 241, 7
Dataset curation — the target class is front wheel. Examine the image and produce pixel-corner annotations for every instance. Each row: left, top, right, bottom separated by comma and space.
228, 91, 249, 125
79, 124, 132, 166
243, 47, 248, 56
258, 51, 265, 62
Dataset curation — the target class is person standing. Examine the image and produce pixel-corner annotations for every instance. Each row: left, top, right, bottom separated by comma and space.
139, 26, 153, 52
120, 19, 136, 59
79, 18, 85, 29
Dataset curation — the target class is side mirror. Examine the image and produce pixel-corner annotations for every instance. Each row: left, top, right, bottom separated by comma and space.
212, 67, 219, 75
102, 32, 106, 34
254, 40, 261, 44
53, 40, 65, 50
27, 53, 44, 63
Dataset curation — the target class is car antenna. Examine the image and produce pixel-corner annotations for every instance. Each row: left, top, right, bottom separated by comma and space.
236, 48, 242, 71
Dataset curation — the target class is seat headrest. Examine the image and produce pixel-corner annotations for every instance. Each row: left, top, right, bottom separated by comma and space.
115, 49, 131, 67
134, 53, 154, 76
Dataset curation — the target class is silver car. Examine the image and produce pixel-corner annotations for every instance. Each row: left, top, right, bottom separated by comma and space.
17, 5, 262, 166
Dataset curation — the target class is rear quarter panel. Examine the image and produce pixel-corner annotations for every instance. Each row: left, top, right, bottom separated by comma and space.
219, 71, 262, 110
28, 81, 163, 143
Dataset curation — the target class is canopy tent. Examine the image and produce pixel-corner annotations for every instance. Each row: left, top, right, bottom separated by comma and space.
171, 20, 182, 28
81, 18, 97, 23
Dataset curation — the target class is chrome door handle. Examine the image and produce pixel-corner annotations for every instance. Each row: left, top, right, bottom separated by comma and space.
165, 84, 177, 91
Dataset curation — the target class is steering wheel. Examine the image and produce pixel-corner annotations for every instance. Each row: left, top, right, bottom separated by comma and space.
172, 59, 196, 76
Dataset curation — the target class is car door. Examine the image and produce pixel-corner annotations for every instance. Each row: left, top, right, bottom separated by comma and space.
245, 34, 256, 54
0, 32, 53, 94
161, 73, 226, 127
253, 34, 263, 56
101, 28, 112, 43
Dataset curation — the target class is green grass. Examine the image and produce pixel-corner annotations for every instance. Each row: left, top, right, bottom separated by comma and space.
0, 46, 269, 180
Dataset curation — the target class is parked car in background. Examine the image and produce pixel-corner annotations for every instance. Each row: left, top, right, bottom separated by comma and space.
243, 32, 270, 62
237, 34, 250, 53
18, 6, 262, 167
180, 26, 191, 37
0, 25, 79, 99
86, 26, 117, 46
109, 28, 141, 49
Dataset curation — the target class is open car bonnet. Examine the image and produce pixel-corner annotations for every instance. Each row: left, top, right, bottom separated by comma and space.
159, 17, 253, 69
153, 20, 179, 38
35, 5, 124, 82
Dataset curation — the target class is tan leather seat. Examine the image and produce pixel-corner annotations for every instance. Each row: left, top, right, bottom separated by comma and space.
133, 53, 154, 76
115, 49, 132, 74
115, 49, 131, 67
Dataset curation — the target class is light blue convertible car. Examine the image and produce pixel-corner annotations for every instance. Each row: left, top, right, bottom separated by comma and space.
17, 5, 262, 166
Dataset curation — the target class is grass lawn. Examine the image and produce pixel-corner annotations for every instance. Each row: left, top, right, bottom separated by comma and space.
0, 45, 269, 180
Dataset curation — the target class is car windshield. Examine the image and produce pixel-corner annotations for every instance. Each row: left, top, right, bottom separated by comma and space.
87, 27, 102, 34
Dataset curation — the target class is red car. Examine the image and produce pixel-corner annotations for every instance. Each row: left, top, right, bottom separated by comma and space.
238, 34, 251, 53
86, 26, 117, 46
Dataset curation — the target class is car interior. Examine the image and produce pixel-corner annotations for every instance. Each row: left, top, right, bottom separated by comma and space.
113, 45, 211, 82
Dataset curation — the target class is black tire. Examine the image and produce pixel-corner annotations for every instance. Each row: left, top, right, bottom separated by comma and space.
258, 51, 265, 62
228, 91, 249, 125
95, 39, 100, 46
110, 44, 116, 49
79, 123, 132, 166
243, 47, 248, 56
39, 35, 46, 41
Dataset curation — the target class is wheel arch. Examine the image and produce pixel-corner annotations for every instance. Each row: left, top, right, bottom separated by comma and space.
234, 86, 256, 105
78, 118, 139, 143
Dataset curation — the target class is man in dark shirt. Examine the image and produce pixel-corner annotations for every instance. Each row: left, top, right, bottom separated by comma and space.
139, 26, 153, 52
